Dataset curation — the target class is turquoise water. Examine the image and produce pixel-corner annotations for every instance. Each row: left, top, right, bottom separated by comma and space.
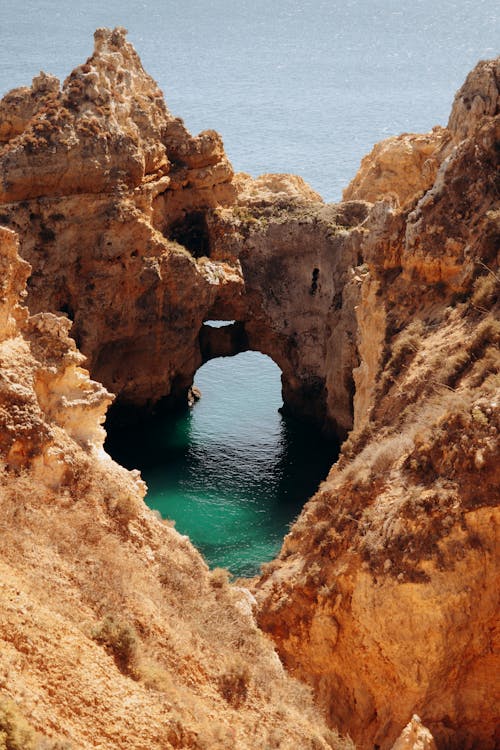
0, 0, 498, 201
1, 1, 498, 571
106, 352, 338, 576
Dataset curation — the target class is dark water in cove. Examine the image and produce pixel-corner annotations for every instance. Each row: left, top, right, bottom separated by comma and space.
106, 351, 338, 576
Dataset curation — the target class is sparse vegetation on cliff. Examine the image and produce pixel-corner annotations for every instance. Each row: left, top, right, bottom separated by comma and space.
0, 26, 498, 750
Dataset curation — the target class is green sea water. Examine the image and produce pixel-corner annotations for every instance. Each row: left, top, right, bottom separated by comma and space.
106, 351, 338, 577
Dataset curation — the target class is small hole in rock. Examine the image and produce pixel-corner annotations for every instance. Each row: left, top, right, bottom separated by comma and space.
310, 267, 320, 295
169, 211, 210, 258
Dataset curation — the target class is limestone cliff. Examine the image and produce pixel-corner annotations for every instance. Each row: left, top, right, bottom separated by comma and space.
0, 27, 498, 750
0, 27, 239, 411
0, 225, 348, 749
0, 28, 368, 439
254, 57, 500, 750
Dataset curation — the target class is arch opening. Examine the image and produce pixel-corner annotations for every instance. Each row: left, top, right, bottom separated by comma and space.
199, 319, 249, 362
105, 350, 339, 576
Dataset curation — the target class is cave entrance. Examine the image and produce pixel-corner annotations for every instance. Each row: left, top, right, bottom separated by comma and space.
105, 350, 338, 576
168, 211, 210, 258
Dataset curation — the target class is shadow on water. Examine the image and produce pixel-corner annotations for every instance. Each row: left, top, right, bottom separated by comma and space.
105, 353, 339, 576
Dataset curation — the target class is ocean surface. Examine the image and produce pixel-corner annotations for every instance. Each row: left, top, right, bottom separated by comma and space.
0, 0, 498, 201
1, 2, 498, 574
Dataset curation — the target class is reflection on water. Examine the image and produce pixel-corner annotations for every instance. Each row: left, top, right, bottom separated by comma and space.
105, 352, 338, 576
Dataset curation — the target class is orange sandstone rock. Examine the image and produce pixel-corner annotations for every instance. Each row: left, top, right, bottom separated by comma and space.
390, 716, 436, 750
254, 56, 500, 750
342, 128, 451, 208
0, 29, 499, 750
0, 225, 349, 750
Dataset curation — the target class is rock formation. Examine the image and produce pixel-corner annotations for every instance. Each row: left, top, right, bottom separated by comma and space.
0, 27, 242, 414
342, 128, 451, 208
0, 27, 369, 439
0, 225, 349, 748
0, 27, 498, 750
254, 57, 500, 749
390, 716, 436, 750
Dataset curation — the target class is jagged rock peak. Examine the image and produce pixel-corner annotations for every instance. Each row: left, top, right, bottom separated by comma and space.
65, 25, 167, 123
0, 27, 233, 202
448, 56, 500, 141
32, 71, 60, 94
343, 55, 499, 208
93, 25, 132, 51
390, 716, 436, 750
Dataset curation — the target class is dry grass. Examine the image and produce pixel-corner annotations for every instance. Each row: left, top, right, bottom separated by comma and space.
378, 319, 424, 394
0, 460, 349, 749
472, 268, 499, 310
90, 615, 138, 674
218, 658, 251, 708
0, 697, 71, 750
209, 567, 231, 589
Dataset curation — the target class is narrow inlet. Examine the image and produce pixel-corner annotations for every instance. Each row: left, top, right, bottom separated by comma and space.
105, 351, 338, 576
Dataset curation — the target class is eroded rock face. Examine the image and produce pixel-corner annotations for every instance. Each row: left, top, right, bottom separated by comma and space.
254, 56, 500, 750
0, 225, 112, 476
0, 28, 365, 438
1, 29, 499, 750
0, 27, 234, 203
390, 716, 436, 750
0, 225, 350, 750
342, 128, 451, 208
0, 27, 243, 410
208, 196, 370, 435
448, 57, 500, 142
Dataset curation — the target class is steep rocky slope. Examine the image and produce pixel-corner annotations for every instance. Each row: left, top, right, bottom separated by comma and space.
254, 58, 500, 749
0, 27, 498, 750
0, 225, 348, 749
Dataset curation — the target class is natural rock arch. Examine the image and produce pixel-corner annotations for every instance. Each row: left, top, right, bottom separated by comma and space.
0, 27, 370, 442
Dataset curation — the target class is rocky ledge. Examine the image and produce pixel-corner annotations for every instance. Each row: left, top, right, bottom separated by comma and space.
0, 28, 498, 750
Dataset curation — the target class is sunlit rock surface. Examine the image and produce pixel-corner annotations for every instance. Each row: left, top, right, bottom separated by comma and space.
0, 225, 349, 750
254, 56, 500, 750
0, 28, 498, 750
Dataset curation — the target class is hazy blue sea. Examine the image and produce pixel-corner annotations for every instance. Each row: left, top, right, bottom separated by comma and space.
0, 0, 498, 201
2, 2, 498, 574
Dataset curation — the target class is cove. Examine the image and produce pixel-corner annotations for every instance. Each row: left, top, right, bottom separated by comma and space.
105, 351, 338, 577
